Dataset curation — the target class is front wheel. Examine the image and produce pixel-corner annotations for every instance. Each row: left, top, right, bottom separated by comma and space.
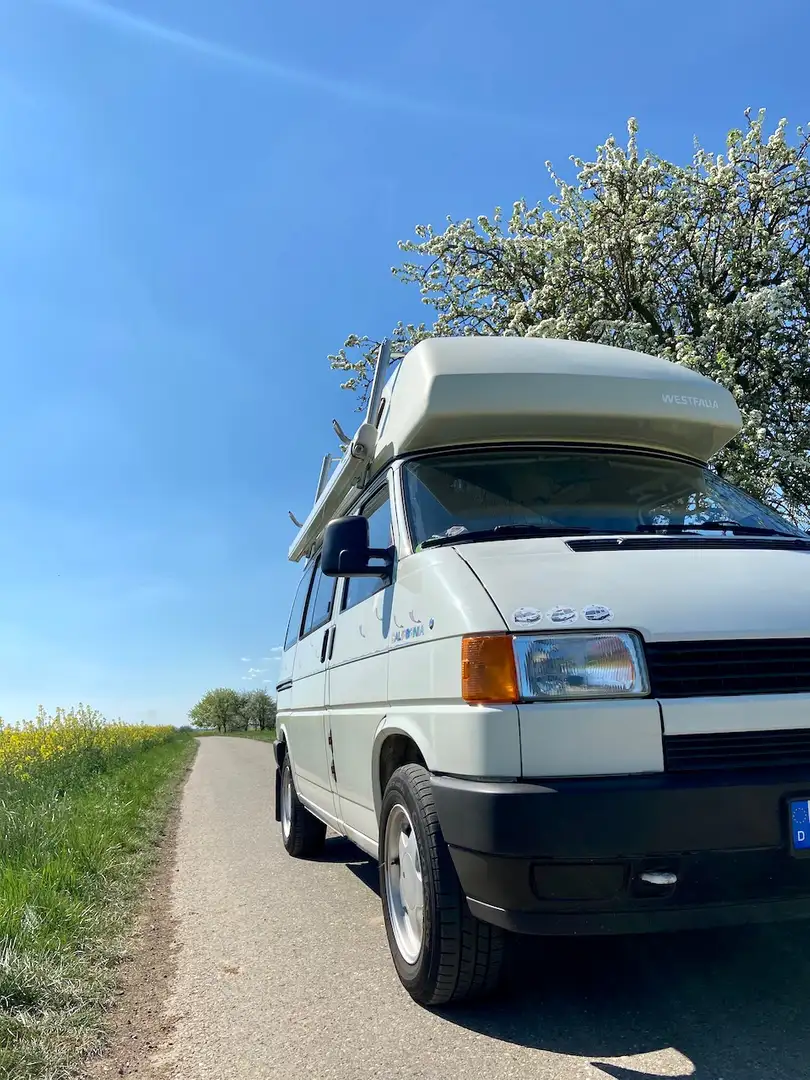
379, 764, 505, 1006
279, 754, 326, 858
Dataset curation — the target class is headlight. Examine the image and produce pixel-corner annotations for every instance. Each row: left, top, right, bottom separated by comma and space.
513, 632, 649, 700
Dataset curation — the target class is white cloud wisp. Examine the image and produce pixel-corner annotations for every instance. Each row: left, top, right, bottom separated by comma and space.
43, 0, 527, 124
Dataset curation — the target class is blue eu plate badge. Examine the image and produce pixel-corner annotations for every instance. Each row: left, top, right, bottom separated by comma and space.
789, 799, 810, 852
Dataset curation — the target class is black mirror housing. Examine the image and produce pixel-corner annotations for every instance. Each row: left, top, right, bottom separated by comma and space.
321, 516, 393, 579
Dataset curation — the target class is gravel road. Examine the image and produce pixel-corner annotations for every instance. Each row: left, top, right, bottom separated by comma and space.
152, 736, 810, 1080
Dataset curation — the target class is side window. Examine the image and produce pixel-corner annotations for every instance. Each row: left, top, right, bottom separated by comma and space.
343, 491, 394, 612
302, 558, 336, 637
284, 562, 315, 650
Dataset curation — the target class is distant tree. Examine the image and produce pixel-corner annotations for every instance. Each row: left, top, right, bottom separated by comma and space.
330, 110, 810, 522
229, 709, 249, 732
238, 688, 277, 732
188, 688, 241, 733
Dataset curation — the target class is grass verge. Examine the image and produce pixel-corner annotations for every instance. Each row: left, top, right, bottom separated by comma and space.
0, 733, 197, 1080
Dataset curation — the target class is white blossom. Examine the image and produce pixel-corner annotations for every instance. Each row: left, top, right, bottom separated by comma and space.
331, 111, 810, 522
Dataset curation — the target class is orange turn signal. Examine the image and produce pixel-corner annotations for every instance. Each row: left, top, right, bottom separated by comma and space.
462, 635, 519, 704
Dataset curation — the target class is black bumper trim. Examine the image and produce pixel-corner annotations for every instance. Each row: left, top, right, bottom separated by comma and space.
431, 770, 810, 858
467, 894, 810, 936
431, 769, 810, 936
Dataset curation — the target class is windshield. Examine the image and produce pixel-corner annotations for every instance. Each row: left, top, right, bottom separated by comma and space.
402, 448, 798, 547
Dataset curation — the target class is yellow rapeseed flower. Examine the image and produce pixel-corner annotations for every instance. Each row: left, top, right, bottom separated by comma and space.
0, 705, 174, 784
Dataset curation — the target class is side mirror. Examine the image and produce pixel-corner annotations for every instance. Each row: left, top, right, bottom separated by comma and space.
321, 516, 393, 579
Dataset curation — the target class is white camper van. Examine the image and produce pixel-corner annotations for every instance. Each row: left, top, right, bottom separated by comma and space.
274, 336, 810, 1006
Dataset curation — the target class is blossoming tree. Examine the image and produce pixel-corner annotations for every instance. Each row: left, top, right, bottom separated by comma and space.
330, 110, 810, 521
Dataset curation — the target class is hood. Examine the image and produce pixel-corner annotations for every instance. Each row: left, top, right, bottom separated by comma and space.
456, 537, 810, 640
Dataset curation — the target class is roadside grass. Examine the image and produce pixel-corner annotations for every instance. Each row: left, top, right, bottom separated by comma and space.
194, 729, 276, 742
0, 720, 196, 1080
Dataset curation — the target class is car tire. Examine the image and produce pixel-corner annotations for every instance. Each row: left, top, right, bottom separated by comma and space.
379, 763, 505, 1006
279, 754, 326, 858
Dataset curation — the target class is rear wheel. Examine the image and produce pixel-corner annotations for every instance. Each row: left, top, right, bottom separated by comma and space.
379, 763, 505, 1006
279, 754, 326, 858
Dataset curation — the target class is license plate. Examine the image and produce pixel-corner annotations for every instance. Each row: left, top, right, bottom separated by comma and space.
789, 799, 810, 854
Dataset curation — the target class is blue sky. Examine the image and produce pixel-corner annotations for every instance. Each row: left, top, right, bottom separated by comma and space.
1, 0, 808, 725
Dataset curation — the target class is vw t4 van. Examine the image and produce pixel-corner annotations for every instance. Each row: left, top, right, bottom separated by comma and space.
274, 336, 810, 1006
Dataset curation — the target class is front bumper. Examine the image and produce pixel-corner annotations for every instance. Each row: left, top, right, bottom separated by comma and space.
431, 769, 810, 935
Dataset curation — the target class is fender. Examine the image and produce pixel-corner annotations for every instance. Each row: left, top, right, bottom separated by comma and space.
371, 713, 433, 822
273, 722, 292, 822
275, 721, 292, 758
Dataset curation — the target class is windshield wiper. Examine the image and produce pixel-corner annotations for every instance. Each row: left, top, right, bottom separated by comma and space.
635, 520, 797, 538
421, 524, 604, 549
421, 520, 801, 549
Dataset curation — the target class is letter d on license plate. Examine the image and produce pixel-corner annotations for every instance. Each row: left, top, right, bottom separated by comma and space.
789, 799, 810, 854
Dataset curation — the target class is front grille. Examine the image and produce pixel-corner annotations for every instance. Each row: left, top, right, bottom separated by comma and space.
646, 638, 810, 698
664, 728, 810, 772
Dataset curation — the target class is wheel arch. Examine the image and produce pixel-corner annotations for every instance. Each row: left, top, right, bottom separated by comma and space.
372, 716, 432, 823
275, 721, 295, 770
272, 722, 292, 822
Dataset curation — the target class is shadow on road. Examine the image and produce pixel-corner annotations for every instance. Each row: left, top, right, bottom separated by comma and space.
322, 836, 810, 1079
443, 923, 810, 1079
321, 835, 380, 893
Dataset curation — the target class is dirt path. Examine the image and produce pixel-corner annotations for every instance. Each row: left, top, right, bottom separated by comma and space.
89, 736, 810, 1079
86, 762, 187, 1080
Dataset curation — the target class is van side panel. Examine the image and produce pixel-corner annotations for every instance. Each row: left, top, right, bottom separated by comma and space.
326, 484, 395, 842
328, 546, 520, 845
328, 589, 390, 841
287, 627, 337, 817
387, 638, 521, 776
386, 550, 521, 780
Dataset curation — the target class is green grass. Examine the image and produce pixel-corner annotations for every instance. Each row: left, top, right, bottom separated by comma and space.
194, 729, 276, 742
0, 734, 196, 1080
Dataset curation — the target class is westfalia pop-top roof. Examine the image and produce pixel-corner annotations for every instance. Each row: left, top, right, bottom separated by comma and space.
288, 336, 742, 561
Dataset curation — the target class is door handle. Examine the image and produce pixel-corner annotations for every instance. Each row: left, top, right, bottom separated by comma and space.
320, 628, 329, 664
327, 625, 336, 661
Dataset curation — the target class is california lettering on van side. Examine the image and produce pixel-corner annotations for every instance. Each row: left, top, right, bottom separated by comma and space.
661, 393, 720, 409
